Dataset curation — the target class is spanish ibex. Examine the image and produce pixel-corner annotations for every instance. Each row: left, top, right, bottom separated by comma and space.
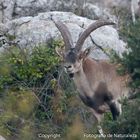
54, 20, 131, 131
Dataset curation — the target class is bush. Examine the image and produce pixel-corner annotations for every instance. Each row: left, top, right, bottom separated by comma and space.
0, 41, 61, 89
0, 39, 93, 140
0, 40, 67, 139
120, 20, 140, 89
102, 19, 140, 140
102, 98, 140, 140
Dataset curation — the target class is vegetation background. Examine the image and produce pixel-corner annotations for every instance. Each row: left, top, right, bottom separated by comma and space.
0, 6, 140, 140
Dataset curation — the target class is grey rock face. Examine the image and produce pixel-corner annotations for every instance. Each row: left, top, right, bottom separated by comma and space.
83, 2, 116, 21
1, 0, 140, 23
0, 0, 117, 23
0, 135, 6, 140
2, 12, 126, 59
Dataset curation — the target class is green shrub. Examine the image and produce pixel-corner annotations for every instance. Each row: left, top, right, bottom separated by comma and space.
102, 98, 140, 140
120, 19, 140, 89
0, 41, 62, 88
0, 39, 88, 140
110, 19, 140, 89
0, 40, 64, 139
102, 19, 140, 140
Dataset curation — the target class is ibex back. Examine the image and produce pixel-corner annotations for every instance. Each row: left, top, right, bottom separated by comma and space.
54, 20, 130, 128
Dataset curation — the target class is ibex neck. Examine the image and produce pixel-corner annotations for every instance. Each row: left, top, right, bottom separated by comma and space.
73, 58, 93, 97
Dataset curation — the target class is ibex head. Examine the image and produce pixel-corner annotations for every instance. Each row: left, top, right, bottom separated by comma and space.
55, 20, 115, 78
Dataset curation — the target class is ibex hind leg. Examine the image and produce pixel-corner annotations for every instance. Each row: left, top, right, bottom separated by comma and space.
108, 100, 122, 120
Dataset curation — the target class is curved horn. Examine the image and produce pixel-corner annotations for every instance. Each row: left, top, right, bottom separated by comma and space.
54, 21, 74, 51
75, 20, 115, 52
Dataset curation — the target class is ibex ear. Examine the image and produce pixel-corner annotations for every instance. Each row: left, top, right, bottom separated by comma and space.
55, 47, 64, 58
79, 47, 91, 60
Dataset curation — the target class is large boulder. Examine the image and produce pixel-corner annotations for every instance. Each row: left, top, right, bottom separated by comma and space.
1, 11, 126, 59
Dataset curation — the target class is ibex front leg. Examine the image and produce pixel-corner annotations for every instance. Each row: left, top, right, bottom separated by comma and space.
90, 109, 104, 135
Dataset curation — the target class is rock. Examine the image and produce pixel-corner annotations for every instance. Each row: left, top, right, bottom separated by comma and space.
3, 11, 126, 59
1, 0, 140, 23
83, 3, 116, 21
2, 0, 16, 23
0, 23, 9, 33
0, 0, 116, 23
0, 2, 2, 23
0, 135, 6, 140
83, 3, 103, 19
